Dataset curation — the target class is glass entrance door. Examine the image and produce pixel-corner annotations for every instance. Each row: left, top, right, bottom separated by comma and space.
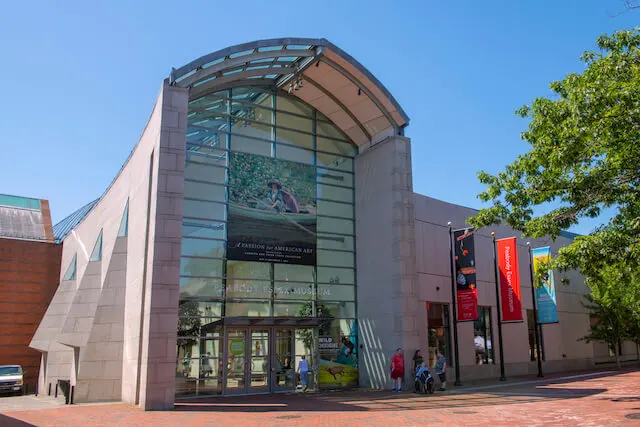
223, 327, 315, 394
225, 328, 247, 395
273, 329, 295, 391
249, 330, 270, 392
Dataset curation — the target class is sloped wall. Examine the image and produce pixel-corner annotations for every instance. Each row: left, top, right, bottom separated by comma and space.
30, 82, 188, 409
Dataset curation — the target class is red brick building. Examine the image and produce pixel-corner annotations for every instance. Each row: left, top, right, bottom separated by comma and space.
0, 195, 61, 393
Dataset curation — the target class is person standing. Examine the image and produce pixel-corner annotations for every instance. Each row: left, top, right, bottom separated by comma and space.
297, 355, 310, 392
390, 348, 404, 392
412, 350, 424, 374
435, 348, 447, 391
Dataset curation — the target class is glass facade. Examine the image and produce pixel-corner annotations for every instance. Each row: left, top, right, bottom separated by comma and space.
473, 306, 494, 365
426, 302, 451, 368
178, 87, 358, 395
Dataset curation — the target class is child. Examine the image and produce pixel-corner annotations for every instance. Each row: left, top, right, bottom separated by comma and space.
390, 348, 404, 392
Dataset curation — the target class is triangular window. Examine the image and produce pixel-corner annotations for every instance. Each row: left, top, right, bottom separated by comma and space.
90, 230, 103, 261
117, 200, 129, 237
62, 254, 77, 280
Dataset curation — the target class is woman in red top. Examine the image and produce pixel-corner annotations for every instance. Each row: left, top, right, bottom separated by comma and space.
390, 348, 404, 392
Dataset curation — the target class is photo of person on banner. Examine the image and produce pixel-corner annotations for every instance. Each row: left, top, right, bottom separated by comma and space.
227, 152, 317, 266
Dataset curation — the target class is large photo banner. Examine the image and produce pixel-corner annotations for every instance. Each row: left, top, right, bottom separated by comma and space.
227, 152, 317, 265
532, 246, 559, 324
454, 228, 478, 321
497, 237, 523, 322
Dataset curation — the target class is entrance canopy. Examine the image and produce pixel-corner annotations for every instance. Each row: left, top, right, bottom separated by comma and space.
203, 317, 325, 330
170, 38, 409, 146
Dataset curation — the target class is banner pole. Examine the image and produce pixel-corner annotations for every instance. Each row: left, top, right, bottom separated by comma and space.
448, 223, 462, 386
527, 243, 544, 378
492, 233, 507, 381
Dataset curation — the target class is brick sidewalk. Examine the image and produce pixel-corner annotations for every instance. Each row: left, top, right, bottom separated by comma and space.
2, 368, 640, 426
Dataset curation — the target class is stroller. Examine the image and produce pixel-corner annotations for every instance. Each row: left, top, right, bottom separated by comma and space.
414, 367, 435, 394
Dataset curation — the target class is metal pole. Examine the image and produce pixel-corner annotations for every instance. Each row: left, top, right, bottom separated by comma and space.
491, 233, 507, 381
527, 244, 544, 378
448, 223, 462, 386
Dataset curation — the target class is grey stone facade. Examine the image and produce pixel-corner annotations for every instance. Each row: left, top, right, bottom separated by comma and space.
31, 82, 187, 410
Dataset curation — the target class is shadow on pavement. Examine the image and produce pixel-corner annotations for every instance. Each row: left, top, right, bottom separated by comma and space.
0, 414, 36, 427
174, 386, 608, 413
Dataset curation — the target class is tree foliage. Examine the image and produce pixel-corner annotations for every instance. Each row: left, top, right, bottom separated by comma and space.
468, 29, 640, 279
579, 264, 640, 369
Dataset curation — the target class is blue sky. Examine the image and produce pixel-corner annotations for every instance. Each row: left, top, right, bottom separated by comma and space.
0, 0, 636, 232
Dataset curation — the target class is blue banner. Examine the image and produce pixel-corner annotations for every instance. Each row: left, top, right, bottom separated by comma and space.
532, 247, 558, 324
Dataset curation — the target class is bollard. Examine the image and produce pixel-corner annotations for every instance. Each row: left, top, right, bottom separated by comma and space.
55, 382, 58, 398
70, 386, 74, 405
48, 383, 51, 396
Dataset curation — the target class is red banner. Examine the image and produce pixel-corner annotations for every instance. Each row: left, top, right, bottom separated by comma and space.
497, 237, 523, 322
457, 289, 478, 322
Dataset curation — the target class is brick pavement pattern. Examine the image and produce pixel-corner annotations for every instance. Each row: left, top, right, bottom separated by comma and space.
2, 368, 640, 426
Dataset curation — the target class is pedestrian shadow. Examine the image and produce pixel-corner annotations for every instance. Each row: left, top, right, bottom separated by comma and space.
0, 414, 36, 427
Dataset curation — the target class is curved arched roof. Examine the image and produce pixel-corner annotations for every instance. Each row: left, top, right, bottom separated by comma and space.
170, 38, 409, 146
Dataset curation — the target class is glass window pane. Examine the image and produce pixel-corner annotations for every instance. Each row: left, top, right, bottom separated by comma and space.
276, 144, 314, 165
186, 146, 227, 167
201, 339, 223, 357
179, 301, 223, 317
182, 220, 226, 240
230, 134, 272, 157
317, 168, 353, 188
316, 120, 349, 142
317, 200, 353, 219
316, 152, 353, 172
226, 279, 272, 299
187, 128, 227, 150
275, 127, 313, 150
181, 238, 225, 258
273, 301, 310, 317
317, 267, 355, 285
232, 87, 273, 107
277, 95, 313, 117
318, 250, 354, 268
178, 314, 204, 340
226, 302, 271, 317
230, 102, 272, 123
318, 302, 356, 318
181, 257, 224, 278
317, 234, 354, 251
318, 319, 357, 339
318, 184, 353, 203
317, 217, 354, 235
190, 114, 228, 132
183, 199, 226, 221
189, 94, 228, 112
273, 282, 314, 300
226, 260, 271, 280
179, 277, 223, 298
274, 264, 314, 283
317, 137, 357, 157
318, 284, 355, 301
185, 162, 227, 185
276, 111, 312, 133
184, 181, 227, 202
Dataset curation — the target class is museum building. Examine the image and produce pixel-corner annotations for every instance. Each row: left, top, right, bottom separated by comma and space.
29, 38, 632, 410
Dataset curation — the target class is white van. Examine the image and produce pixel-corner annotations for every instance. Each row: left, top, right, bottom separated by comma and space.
0, 365, 24, 396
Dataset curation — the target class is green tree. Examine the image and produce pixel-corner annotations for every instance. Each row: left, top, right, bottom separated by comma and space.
468, 29, 640, 281
579, 265, 639, 369
297, 301, 334, 353
177, 300, 202, 358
